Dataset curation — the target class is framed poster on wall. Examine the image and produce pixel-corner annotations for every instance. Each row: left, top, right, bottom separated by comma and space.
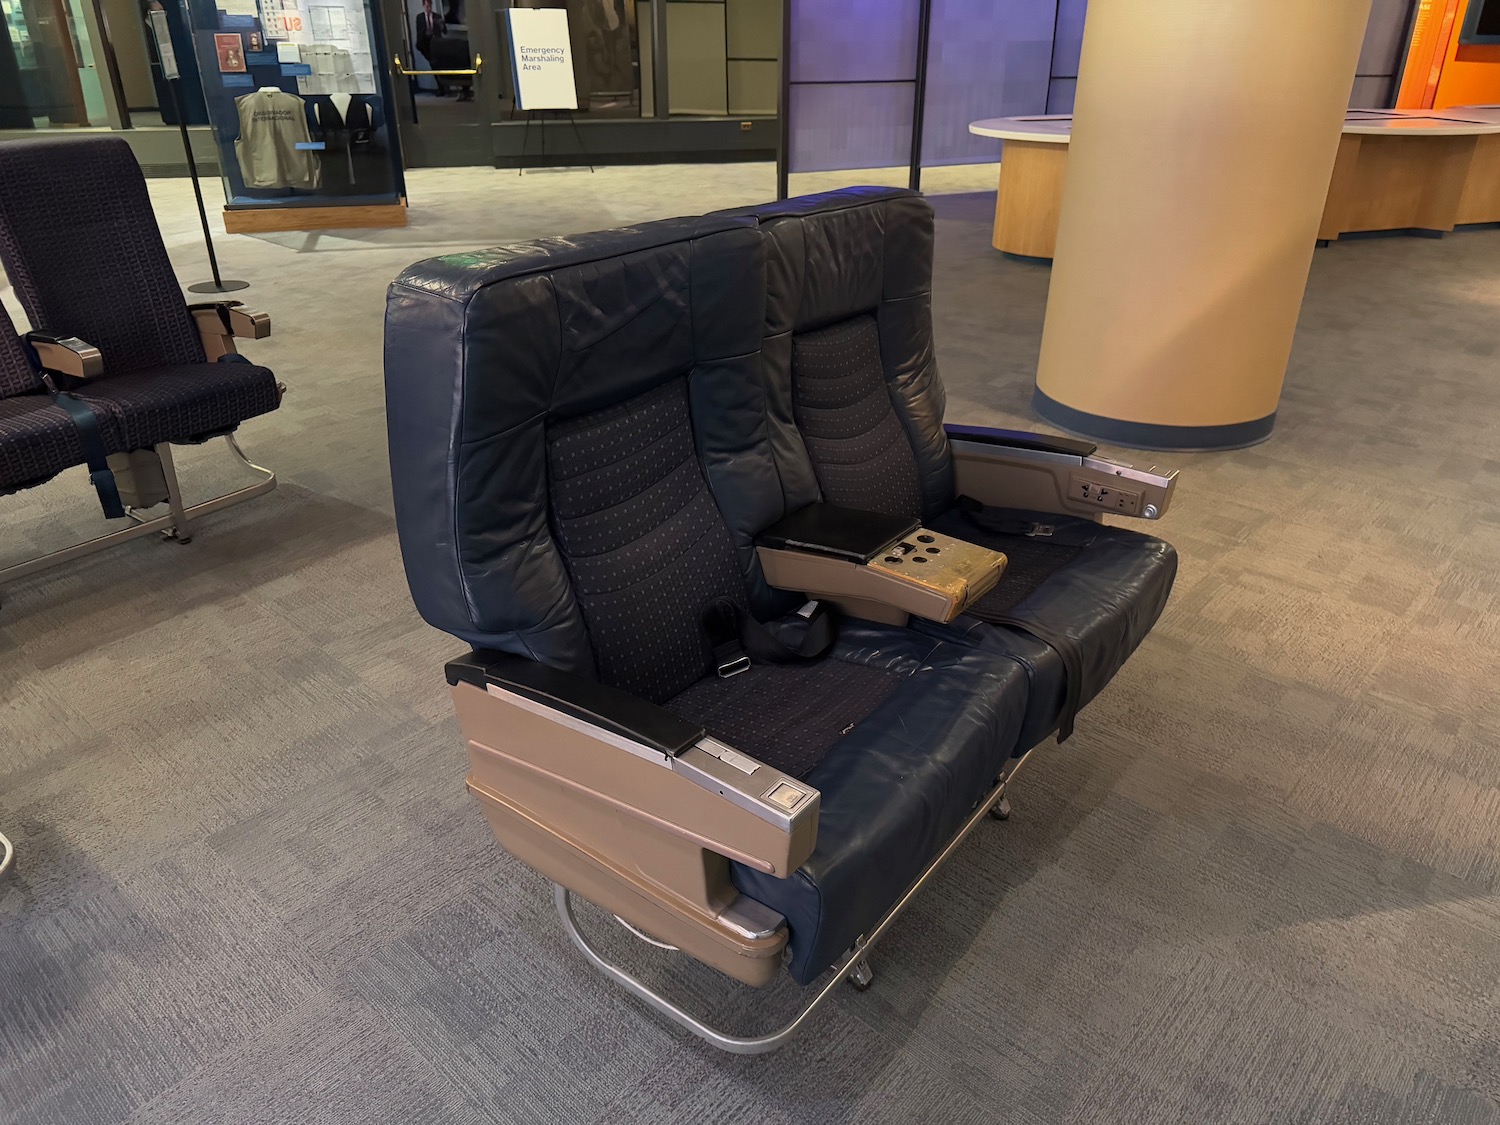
506, 8, 577, 110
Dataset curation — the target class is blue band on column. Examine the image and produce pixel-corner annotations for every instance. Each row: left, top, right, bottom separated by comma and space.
1032, 387, 1276, 451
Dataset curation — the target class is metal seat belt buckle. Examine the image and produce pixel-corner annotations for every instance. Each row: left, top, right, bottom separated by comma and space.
716, 654, 751, 678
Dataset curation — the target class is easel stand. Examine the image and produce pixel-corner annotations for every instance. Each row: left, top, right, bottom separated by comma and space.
517, 109, 595, 176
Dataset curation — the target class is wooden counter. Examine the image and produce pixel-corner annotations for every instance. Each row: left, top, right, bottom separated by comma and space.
969, 109, 1500, 260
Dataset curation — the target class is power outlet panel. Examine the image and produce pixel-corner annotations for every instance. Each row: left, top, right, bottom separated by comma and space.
1068, 474, 1142, 515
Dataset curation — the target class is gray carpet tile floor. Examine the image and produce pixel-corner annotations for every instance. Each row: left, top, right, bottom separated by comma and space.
3, 163, 1500, 1124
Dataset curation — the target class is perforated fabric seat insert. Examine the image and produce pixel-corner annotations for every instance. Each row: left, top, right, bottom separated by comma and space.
790, 315, 924, 521
547, 378, 751, 704
666, 655, 901, 778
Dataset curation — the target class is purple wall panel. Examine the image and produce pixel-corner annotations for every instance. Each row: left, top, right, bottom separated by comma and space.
1046, 0, 1416, 114
789, 82, 915, 172
1051, 0, 1087, 79
1047, 77, 1076, 115
921, 0, 1056, 165
1045, 0, 1086, 113
789, 0, 919, 83
787, 0, 1417, 176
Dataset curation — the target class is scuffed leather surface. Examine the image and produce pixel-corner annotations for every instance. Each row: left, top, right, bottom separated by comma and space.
729, 618, 1028, 985
723, 188, 1179, 752
930, 505, 1179, 739
716, 187, 956, 524
909, 612, 1067, 754
384, 215, 772, 662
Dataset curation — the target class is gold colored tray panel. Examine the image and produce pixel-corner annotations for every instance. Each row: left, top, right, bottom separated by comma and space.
866, 530, 1007, 616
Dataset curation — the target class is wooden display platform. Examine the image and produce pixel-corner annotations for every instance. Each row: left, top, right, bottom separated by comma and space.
223, 201, 408, 234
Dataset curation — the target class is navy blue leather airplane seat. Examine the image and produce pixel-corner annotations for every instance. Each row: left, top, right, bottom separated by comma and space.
720, 187, 1179, 749
384, 213, 1032, 1040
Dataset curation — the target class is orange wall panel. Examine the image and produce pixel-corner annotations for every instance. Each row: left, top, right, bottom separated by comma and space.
1401, 0, 1500, 108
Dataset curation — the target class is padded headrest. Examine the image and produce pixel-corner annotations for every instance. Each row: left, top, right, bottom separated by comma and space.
714, 186, 952, 522
717, 187, 935, 334
385, 214, 770, 657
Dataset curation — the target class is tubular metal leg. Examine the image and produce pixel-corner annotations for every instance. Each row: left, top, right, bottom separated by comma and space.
0, 433, 277, 589
0, 830, 13, 879
552, 774, 1015, 1055
161, 434, 277, 530
156, 442, 192, 542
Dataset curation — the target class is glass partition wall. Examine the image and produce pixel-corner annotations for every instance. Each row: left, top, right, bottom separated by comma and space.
381, 0, 782, 164
0, 0, 111, 126
0, 0, 783, 167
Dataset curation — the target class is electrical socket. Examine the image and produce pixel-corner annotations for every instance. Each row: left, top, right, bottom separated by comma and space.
1068, 474, 1142, 515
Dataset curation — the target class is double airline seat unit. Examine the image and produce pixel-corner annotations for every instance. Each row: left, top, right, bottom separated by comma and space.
383, 192, 1179, 1053
0, 136, 283, 590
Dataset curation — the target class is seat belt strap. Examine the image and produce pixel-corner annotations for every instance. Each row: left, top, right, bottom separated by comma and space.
953, 496, 1095, 741
46, 383, 125, 520
968, 605, 1085, 742
702, 598, 837, 678
704, 599, 752, 678
957, 495, 1054, 538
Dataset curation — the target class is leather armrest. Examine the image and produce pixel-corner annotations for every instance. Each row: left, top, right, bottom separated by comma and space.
755, 503, 919, 562
446, 650, 704, 757
451, 658, 822, 881
947, 423, 1179, 519
944, 423, 1097, 458
188, 301, 272, 340
25, 332, 104, 379
451, 664, 819, 983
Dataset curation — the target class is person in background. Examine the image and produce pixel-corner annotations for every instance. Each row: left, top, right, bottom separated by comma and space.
413, 0, 448, 96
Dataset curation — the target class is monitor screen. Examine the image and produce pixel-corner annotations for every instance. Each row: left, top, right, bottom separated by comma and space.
1462, 0, 1500, 42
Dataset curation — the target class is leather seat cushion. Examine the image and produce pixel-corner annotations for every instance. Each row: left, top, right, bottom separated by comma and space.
928, 504, 1178, 747
729, 619, 1028, 985
0, 392, 121, 491
70, 361, 280, 449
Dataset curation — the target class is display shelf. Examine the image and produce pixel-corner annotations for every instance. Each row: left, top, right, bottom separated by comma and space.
184, 0, 406, 228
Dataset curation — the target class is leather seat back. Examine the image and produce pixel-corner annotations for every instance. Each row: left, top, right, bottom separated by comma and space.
385, 215, 797, 694
719, 188, 957, 524
0, 137, 207, 375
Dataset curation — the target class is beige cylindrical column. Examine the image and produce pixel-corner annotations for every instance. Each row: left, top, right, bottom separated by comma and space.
1033, 0, 1372, 449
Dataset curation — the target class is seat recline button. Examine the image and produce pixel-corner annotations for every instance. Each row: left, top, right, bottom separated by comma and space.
765, 781, 808, 811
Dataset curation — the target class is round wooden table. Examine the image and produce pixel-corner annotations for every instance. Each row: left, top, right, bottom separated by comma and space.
970, 109, 1500, 260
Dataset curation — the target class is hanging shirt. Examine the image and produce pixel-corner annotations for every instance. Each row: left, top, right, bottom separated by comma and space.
234, 89, 321, 190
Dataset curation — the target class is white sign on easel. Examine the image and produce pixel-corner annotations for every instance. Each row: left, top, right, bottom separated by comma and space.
506, 9, 577, 110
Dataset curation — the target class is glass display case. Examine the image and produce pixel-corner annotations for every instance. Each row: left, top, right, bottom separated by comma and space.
184, 0, 407, 226
0, 0, 111, 128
